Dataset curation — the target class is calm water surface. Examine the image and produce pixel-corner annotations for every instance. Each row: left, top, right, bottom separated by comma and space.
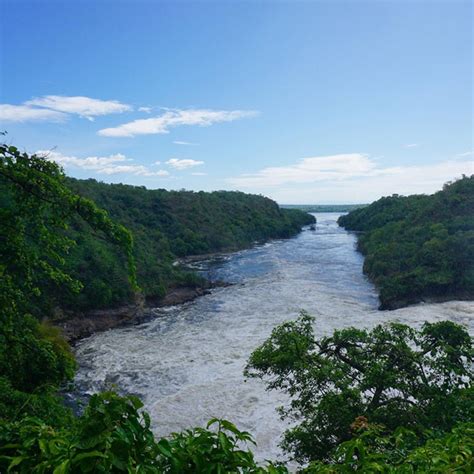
74, 213, 473, 463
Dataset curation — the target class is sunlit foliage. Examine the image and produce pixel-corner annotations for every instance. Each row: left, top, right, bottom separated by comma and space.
338, 176, 474, 308
245, 312, 473, 463
63, 178, 315, 309
0, 392, 287, 473
0, 139, 137, 422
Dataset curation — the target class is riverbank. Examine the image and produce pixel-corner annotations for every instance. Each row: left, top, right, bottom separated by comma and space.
53, 223, 316, 343
53, 279, 230, 343
380, 291, 474, 310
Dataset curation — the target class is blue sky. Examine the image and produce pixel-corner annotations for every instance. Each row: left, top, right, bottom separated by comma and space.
1, 0, 472, 203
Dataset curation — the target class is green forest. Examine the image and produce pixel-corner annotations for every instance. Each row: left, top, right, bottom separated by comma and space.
62, 178, 314, 310
0, 142, 472, 473
338, 176, 474, 309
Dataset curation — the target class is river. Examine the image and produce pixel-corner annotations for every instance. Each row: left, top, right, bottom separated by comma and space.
74, 213, 474, 464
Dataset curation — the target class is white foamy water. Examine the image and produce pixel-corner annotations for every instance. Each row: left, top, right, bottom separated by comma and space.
74, 213, 473, 465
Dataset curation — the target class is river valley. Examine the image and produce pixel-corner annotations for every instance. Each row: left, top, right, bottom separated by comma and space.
74, 213, 474, 464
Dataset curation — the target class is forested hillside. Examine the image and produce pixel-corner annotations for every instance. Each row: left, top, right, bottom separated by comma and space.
62, 179, 315, 309
338, 176, 474, 309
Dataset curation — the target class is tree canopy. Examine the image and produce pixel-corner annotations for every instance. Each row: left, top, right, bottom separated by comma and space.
62, 178, 314, 309
0, 140, 137, 422
338, 176, 474, 309
245, 312, 473, 463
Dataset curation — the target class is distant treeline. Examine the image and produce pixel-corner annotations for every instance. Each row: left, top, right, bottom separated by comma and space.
62, 179, 315, 310
281, 204, 367, 213
338, 176, 474, 309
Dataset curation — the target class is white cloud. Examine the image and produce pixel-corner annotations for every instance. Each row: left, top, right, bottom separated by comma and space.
38, 150, 169, 177
191, 172, 207, 176
229, 154, 380, 187
457, 151, 473, 157
98, 108, 258, 137
0, 104, 67, 123
26, 95, 132, 120
166, 158, 204, 170
404, 143, 419, 148
228, 153, 474, 203
99, 165, 169, 176
173, 140, 199, 146
38, 150, 129, 169
1, 96, 131, 123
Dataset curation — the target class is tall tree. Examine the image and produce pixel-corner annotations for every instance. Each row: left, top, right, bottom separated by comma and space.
245, 312, 473, 462
0, 139, 137, 406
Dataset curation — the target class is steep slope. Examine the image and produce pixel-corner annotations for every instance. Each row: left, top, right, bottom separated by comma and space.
62, 178, 315, 310
338, 176, 474, 309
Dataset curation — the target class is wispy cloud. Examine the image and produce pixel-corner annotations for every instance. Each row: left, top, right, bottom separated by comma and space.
138, 106, 153, 113
229, 154, 380, 187
166, 158, 204, 170
191, 172, 207, 176
456, 151, 473, 157
99, 165, 169, 176
173, 140, 199, 146
26, 95, 132, 121
38, 150, 169, 177
0, 104, 68, 123
228, 153, 474, 203
1, 95, 132, 123
404, 143, 419, 148
98, 108, 259, 137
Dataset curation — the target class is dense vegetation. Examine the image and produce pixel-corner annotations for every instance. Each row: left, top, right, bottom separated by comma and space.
0, 139, 140, 418
281, 204, 366, 213
63, 179, 314, 310
246, 312, 473, 471
0, 140, 294, 472
1, 392, 287, 473
338, 176, 474, 308
1, 141, 472, 472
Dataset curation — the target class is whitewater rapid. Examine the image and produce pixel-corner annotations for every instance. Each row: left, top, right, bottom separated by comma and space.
74, 213, 473, 464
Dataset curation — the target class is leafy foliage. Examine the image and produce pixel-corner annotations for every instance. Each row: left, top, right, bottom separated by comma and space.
155, 418, 287, 473
304, 421, 474, 473
338, 176, 474, 308
0, 376, 74, 428
0, 392, 287, 473
63, 178, 315, 309
0, 144, 138, 309
0, 140, 137, 423
245, 312, 473, 463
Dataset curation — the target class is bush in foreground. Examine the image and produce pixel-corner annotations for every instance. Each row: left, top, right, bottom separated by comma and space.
245, 312, 473, 463
0, 392, 286, 473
